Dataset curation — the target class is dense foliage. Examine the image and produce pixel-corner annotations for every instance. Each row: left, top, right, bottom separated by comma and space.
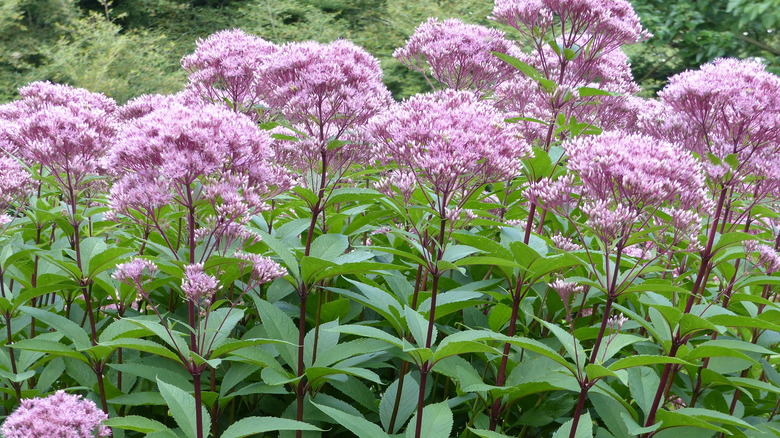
1, 1, 780, 438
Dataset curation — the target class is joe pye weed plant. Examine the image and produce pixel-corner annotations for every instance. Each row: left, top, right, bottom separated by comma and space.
0, 0, 779, 437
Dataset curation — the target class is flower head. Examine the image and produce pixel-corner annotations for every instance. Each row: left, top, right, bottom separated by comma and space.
745, 240, 780, 274
236, 252, 287, 284
564, 130, 708, 241
567, 131, 706, 210
0, 155, 31, 216
0, 82, 117, 191
182, 29, 277, 116
607, 313, 628, 331
109, 101, 292, 220
495, 44, 641, 143
656, 58, 780, 184
182, 263, 219, 304
491, 0, 649, 55
394, 18, 519, 94
369, 89, 531, 205
0, 390, 110, 438
256, 39, 392, 173
112, 258, 158, 285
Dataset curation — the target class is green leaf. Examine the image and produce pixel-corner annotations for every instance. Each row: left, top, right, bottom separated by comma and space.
563, 47, 578, 61
527, 253, 583, 280
608, 355, 693, 371
627, 367, 659, 415
109, 363, 191, 390
87, 247, 134, 278
380, 374, 419, 434
654, 410, 728, 434
552, 411, 592, 438
405, 401, 453, 438
144, 429, 180, 438
329, 325, 405, 349
19, 306, 91, 350
492, 52, 543, 81
102, 416, 168, 434
0, 369, 35, 383
539, 320, 585, 369
305, 366, 382, 388
312, 400, 390, 438
405, 306, 433, 347
417, 291, 486, 320
708, 314, 780, 331
675, 408, 757, 430
252, 298, 298, 370
201, 307, 244, 356
221, 417, 322, 438
10, 339, 88, 363
585, 364, 620, 381
327, 187, 383, 206
210, 338, 295, 360
312, 262, 404, 283
156, 377, 210, 438
505, 337, 575, 373
578, 87, 620, 97
301, 256, 336, 283
310, 234, 349, 260
101, 338, 182, 362
620, 412, 660, 435
468, 429, 515, 438
679, 313, 719, 336
432, 330, 502, 363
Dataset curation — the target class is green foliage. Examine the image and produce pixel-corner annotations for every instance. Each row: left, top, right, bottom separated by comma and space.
630, 0, 780, 94
35, 14, 184, 102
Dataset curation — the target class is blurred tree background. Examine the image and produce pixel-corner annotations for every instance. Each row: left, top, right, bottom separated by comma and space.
0, 0, 778, 102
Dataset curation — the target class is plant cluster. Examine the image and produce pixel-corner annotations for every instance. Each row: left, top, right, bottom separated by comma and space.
0, 1, 779, 438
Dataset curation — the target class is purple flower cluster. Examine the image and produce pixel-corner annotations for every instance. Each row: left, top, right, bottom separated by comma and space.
108, 98, 292, 223
0, 82, 117, 193
256, 39, 392, 175
0, 156, 30, 225
181, 263, 220, 305
492, 0, 649, 56
235, 252, 287, 284
564, 131, 707, 241
182, 29, 277, 116
394, 18, 519, 94
1, 390, 110, 438
112, 258, 158, 285
650, 58, 780, 186
369, 90, 531, 206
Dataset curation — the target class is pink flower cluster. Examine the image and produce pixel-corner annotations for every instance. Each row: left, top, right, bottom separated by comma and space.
394, 18, 519, 94
182, 263, 220, 304
235, 252, 287, 284
182, 29, 277, 115
368, 90, 531, 206
108, 97, 292, 221
0, 81, 117, 192
494, 37, 641, 143
0, 390, 110, 438
492, 0, 649, 56
564, 131, 707, 241
256, 39, 392, 175
650, 58, 780, 186
0, 156, 30, 223
488, 0, 648, 143
112, 258, 158, 285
